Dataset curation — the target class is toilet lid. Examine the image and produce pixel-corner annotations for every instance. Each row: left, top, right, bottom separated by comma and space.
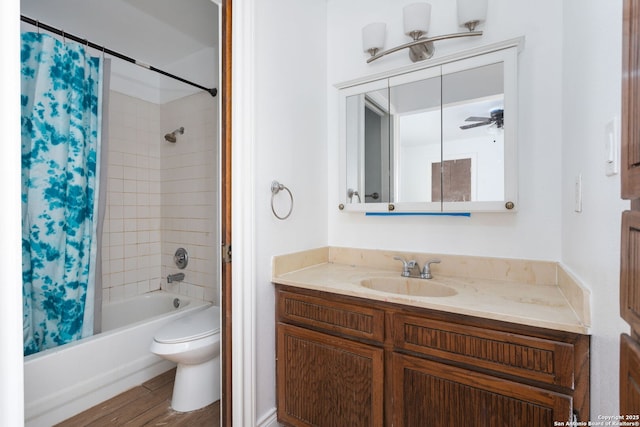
154, 305, 220, 344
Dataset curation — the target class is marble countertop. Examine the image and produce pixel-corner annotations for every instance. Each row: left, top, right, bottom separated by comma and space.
272, 248, 590, 335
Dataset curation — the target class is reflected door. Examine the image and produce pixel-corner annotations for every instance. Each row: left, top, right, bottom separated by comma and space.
431, 158, 472, 202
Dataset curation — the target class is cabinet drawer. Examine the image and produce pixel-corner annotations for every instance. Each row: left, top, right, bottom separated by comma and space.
393, 313, 576, 389
277, 290, 385, 343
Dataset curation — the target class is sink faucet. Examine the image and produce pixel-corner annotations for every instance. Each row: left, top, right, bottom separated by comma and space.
393, 256, 421, 278
394, 256, 441, 279
420, 259, 441, 279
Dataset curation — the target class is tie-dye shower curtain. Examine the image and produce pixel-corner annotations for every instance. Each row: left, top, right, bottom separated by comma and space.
21, 32, 103, 356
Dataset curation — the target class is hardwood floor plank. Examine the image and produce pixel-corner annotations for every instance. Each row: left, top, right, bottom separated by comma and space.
91, 383, 174, 426
124, 402, 173, 426
176, 402, 219, 427
55, 386, 151, 427
143, 401, 220, 426
124, 384, 174, 425
142, 368, 176, 391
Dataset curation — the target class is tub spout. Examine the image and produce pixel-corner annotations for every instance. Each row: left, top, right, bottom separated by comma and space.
167, 273, 185, 283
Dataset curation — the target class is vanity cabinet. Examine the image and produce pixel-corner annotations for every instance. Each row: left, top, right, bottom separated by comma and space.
275, 285, 590, 427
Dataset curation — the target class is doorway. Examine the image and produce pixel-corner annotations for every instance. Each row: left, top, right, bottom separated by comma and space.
432, 158, 472, 202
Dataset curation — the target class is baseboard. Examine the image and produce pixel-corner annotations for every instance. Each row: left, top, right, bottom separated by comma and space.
257, 407, 279, 427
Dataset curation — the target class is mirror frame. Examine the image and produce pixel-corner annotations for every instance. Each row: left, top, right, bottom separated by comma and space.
337, 38, 523, 213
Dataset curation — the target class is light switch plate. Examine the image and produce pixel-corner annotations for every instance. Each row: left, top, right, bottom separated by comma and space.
574, 173, 582, 213
605, 117, 619, 176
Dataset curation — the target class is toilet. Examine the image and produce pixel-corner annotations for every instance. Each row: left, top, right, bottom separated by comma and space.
150, 305, 221, 412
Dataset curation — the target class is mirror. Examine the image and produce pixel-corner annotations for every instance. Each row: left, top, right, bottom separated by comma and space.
339, 45, 518, 212
345, 86, 392, 203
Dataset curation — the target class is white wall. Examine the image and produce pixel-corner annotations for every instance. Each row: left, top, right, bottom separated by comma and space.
561, 0, 629, 418
327, 0, 564, 260
251, 0, 328, 422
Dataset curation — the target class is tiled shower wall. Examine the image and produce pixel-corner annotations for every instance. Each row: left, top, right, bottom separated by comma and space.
102, 92, 162, 302
160, 92, 219, 303
101, 91, 218, 304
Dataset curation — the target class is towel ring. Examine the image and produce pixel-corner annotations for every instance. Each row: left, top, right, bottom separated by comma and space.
271, 180, 293, 220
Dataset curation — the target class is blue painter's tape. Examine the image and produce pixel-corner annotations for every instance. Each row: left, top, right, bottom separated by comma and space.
365, 212, 471, 217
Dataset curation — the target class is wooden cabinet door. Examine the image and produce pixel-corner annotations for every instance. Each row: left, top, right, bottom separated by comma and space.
621, 211, 640, 332
623, 0, 640, 199
621, 334, 640, 414
622, 0, 640, 414
392, 353, 572, 427
276, 323, 384, 427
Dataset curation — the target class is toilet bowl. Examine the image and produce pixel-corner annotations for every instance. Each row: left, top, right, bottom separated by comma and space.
150, 305, 220, 412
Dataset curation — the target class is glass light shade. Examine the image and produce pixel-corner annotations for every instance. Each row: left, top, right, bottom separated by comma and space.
457, 0, 488, 28
362, 22, 386, 53
403, 3, 431, 36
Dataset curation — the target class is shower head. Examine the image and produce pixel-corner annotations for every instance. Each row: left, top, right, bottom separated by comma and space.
164, 127, 184, 143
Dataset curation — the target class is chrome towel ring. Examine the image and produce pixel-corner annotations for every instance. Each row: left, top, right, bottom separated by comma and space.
271, 180, 294, 220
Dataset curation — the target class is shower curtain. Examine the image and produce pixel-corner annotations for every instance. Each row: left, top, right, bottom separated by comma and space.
21, 32, 104, 356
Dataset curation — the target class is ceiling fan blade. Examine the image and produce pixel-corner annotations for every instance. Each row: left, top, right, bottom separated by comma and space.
465, 116, 490, 122
460, 120, 492, 130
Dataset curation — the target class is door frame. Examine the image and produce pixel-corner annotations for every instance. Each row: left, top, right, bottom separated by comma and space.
220, 1, 233, 425
221, 0, 258, 425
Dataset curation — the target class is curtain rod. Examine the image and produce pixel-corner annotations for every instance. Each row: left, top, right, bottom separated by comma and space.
20, 15, 217, 97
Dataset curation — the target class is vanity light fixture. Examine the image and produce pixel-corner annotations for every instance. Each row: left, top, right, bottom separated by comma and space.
363, 0, 488, 64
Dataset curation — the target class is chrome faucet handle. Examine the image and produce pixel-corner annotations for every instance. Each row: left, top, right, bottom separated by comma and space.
421, 259, 441, 279
393, 256, 415, 277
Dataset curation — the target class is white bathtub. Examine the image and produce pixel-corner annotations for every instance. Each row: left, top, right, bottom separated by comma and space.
24, 291, 211, 427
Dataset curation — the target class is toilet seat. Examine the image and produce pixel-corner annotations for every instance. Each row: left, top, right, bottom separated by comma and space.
154, 306, 220, 344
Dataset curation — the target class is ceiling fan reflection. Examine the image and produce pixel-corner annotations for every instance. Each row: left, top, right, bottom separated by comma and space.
460, 108, 503, 130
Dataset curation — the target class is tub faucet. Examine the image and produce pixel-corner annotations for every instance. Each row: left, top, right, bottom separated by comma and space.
167, 272, 185, 283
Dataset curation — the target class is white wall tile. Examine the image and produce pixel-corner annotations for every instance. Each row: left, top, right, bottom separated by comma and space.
102, 90, 218, 305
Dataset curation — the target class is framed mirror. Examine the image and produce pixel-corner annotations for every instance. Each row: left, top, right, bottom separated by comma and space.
338, 43, 519, 213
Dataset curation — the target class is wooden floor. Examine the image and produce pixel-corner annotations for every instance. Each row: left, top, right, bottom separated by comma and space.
55, 368, 220, 426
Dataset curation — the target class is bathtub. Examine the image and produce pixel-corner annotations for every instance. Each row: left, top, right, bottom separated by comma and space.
24, 291, 211, 427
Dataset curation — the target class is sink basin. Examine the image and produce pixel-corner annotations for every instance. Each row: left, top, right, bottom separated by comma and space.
359, 277, 458, 297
